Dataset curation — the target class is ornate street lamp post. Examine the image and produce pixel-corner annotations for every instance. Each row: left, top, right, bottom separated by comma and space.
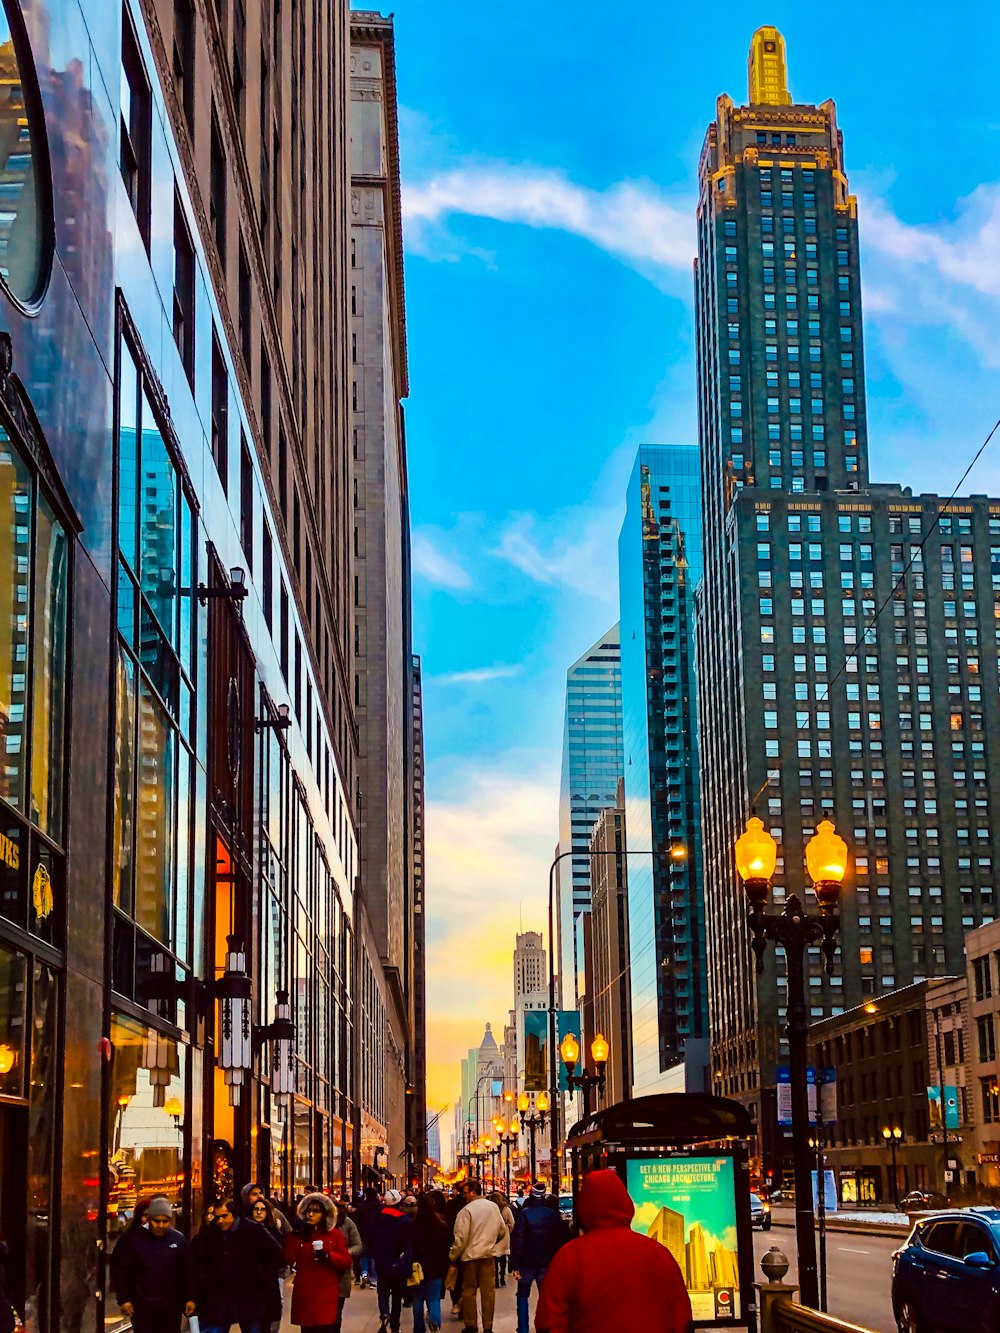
516, 1091, 549, 1183
559, 1032, 610, 1119
882, 1125, 903, 1209
734, 814, 848, 1312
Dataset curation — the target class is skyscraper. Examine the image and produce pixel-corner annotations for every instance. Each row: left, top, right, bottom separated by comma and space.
619, 445, 708, 1093
514, 930, 546, 999
556, 628, 623, 1007
696, 27, 1000, 1173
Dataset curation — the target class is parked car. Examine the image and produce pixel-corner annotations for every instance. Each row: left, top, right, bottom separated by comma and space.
900, 1189, 947, 1210
892, 1206, 1000, 1332
750, 1193, 772, 1230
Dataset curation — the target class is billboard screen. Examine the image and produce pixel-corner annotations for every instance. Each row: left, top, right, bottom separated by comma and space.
626, 1155, 741, 1322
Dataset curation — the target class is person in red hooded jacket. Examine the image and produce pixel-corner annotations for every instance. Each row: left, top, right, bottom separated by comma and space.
282, 1194, 352, 1333
534, 1170, 693, 1333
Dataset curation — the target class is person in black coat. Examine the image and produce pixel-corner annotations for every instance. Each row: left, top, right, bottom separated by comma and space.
111, 1197, 195, 1333
509, 1185, 567, 1333
370, 1192, 414, 1333
191, 1199, 282, 1333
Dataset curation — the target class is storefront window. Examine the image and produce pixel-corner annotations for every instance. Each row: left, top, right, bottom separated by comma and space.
0, 940, 26, 1097
25, 961, 56, 1333
134, 680, 174, 945
0, 436, 30, 813
106, 1012, 185, 1239
29, 492, 67, 842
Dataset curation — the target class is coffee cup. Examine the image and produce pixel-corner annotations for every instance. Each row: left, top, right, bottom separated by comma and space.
312, 1240, 324, 1251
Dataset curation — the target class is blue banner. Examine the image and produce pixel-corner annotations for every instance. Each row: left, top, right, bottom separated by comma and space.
523, 1010, 548, 1092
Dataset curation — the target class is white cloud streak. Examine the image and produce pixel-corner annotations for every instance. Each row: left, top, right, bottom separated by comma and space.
404, 164, 694, 274
411, 530, 473, 590
431, 664, 522, 686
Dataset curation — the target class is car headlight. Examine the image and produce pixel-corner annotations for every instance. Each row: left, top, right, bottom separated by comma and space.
762, 1202, 771, 1212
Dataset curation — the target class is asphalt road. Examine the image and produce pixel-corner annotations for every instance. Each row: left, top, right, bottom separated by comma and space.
755, 1226, 900, 1333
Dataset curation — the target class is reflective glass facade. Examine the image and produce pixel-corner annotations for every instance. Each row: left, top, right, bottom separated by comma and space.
557, 627, 622, 1007
619, 446, 707, 1092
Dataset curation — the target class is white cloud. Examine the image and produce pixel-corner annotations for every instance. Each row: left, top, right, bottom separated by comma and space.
431, 664, 522, 687
491, 510, 621, 604
403, 164, 694, 277
411, 530, 473, 590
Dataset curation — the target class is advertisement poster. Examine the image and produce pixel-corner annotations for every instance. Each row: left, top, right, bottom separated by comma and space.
928, 1085, 960, 1130
627, 1156, 741, 1322
523, 1011, 548, 1092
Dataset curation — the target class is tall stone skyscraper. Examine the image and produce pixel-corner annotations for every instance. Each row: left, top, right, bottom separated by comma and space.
619, 445, 708, 1093
556, 628, 623, 1008
696, 27, 1000, 1174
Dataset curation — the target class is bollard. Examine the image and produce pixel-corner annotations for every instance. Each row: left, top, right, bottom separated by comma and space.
756, 1247, 798, 1333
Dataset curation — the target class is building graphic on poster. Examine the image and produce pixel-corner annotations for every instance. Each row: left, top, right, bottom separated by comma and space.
629, 1156, 741, 1320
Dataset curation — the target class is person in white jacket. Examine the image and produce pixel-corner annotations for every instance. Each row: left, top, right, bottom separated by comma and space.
449, 1180, 509, 1333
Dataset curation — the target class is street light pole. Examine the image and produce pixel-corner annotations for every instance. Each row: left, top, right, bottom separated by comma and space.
517, 1092, 548, 1185
735, 815, 848, 1313
882, 1125, 902, 1210
547, 847, 659, 1189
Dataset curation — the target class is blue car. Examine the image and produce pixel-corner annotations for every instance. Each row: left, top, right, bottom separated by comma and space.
892, 1207, 1000, 1332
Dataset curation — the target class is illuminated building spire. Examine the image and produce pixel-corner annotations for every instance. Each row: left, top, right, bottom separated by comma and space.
747, 26, 791, 105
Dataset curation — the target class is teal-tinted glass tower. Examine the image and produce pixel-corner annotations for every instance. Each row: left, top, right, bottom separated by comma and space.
619, 445, 708, 1092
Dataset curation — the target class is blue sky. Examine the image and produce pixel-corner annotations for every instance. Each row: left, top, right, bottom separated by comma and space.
383, 0, 1000, 1118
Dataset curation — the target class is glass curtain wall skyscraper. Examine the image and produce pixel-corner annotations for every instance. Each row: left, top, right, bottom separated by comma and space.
619, 446, 708, 1093
695, 27, 1000, 1174
556, 627, 623, 1008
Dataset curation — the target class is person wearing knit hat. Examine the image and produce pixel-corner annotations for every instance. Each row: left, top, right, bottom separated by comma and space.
110, 1196, 195, 1333
371, 1190, 414, 1333
282, 1194, 351, 1333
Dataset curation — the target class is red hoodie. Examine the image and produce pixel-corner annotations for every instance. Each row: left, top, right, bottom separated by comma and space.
535, 1170, 693, 1333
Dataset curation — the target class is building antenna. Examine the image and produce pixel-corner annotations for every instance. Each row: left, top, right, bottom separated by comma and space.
519, 901, 523, 932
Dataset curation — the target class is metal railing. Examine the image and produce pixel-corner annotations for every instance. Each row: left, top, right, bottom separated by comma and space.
758, 1247, 880, 1333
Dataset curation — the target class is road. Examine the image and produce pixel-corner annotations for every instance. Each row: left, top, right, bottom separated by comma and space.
756, 1225, 899, 1333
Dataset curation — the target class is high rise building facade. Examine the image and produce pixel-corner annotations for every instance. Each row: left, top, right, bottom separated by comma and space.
619, 445, 708, 1093
556, 627, 623, 1007
695, 27, 1000, 1170
514, 930, 546, 999
0, 0, 418, 1322
588, 781, 631, 1104
350, 14, 423, 1185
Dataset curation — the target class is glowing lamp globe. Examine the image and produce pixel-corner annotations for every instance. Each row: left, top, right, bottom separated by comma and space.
0, 1044, 14, 1076
536, 1091, 550, 1114
591, 1034, 610, 1067
806, 818, 848, 885
509, 1119, 520, 1135
559, 1032, 581, 1069
734, 816, 777, 884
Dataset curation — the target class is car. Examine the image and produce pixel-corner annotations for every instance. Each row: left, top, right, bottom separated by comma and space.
750, 1192, 772, 1230
900, 1189, 947, 1210
892, 1206, 1000, 1333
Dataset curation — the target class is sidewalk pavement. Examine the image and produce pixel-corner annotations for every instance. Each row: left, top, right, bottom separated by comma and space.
339, 1278, 533, 1332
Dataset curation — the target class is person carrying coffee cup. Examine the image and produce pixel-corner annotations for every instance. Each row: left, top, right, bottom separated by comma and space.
282, 1194, 351, 1333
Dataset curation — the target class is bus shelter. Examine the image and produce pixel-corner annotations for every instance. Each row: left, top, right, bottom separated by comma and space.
565, 1094, 757, 1330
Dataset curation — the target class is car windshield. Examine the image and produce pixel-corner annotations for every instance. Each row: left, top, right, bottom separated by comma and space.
750, 1194, 762, 1207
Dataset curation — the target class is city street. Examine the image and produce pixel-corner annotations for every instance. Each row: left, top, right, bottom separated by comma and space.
755, 1227, 899, 1333
328, 1233, 901, 1332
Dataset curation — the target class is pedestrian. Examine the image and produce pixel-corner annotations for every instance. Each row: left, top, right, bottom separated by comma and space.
489, 1193, 514, 1288
513, 1185, 526, 1210
282, 1194, 352, 1333
248, 1197, 287, 1333
444, 1186, 466, 1316
241, 1182, 292, 1234
509, 1183, 566, 1333
191, 1197, 282, 1333
449, 1179, 509, 1333
534, 1170, 692, 1333
411, 1191, 450, 1333
108, 1198, 151, 1300
111, 1196, 195, 1333
354, 1189, 383, 1288
333, 1199, 363, 1333
371, 1189, 414, 1333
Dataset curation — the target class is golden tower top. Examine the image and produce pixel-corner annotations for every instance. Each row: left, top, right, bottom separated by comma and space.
748, 26, 791, 105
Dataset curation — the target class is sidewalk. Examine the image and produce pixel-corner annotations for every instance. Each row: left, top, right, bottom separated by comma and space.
339, 1279, 531, 1332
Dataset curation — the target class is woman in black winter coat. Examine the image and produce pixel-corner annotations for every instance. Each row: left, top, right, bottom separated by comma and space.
411, 1193, 450, 1333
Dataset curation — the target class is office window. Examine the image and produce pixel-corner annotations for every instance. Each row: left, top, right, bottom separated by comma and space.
210, 106, 227, 263
211, 332, 228, 490
238, 238, 252, 372
172, 0, 196, 131
262, 521, 273, 630
172, 191, 195, 386
239, 435, 253, 566
120, 7, 152, 248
